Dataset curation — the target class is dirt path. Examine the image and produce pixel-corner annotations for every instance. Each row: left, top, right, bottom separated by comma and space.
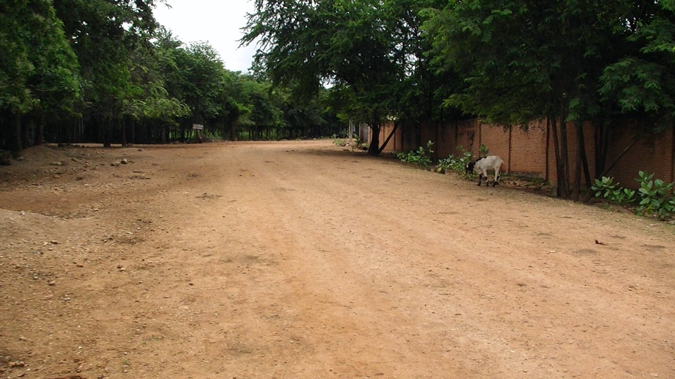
1, 140, 674, 379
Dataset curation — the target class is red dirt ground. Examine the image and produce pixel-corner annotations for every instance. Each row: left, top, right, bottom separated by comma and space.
0, 140, 674, 379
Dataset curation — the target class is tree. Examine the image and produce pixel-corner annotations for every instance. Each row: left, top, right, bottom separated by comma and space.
424, 0, 674, 199
243, 0, 423, 155
599, 1, 675, 126
123, 30, 191, 144
0, 0, 79, 153
168, 42, 228, 140
53, 0, 159, 146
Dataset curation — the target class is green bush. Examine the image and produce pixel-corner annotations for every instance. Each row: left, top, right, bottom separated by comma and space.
591, 176, 636, 205
332, 134, 345, 146
635, 171, 675, 219
479, 143, 489, 157
592, 172, 675, 220
397, 141, 434, 167
437, 147, 473, 177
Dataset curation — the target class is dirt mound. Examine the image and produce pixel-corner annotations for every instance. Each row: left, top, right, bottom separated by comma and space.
19, 145, 69, 163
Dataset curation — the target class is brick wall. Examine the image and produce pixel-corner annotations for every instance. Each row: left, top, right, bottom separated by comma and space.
603, 123, 675, 187
377, 119, 674, 188
478, 122, 510, 170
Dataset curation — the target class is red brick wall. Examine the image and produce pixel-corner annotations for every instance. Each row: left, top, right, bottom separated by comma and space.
376, 119, 674, 187
455, 120, 478, 156
435, 122, 456, 160
478, 122, 510, 169
604, 123, 675, 188
509, 121, 548, 177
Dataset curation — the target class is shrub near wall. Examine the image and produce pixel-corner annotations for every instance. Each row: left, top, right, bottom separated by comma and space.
378, 119, 675, 188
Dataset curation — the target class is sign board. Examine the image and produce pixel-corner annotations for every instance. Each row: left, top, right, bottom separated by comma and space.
192, 124, 204, 130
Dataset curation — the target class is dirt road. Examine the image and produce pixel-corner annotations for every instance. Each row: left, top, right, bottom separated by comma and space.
1, 140, 674, 378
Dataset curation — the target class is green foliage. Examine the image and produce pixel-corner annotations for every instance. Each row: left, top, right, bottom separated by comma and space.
437, 147, 473, 176
598, 1, 675, 126
591, 176, 636, 205
0, 0, 79, 114
397, 141, 434, 167
352, 135, 364, 152
332, 134, 345, 146
479, 144, 489, 157
242, 0, 444, 155
635, 171, 675, 219
423, 0, 675, 199
591, 172, 675, 220
0, 0, 347, 151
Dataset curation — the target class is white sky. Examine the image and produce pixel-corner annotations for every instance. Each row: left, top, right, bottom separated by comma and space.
153, 0, 258, 73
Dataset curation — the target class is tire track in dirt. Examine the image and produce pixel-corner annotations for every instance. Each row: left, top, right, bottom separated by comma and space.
1, 141, 674, 379
195, 143, 675, 378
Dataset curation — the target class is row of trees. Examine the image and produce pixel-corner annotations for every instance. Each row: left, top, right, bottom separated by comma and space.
243, 0, 675, 199
0, 0, 344, 155
2, 1, 674, 199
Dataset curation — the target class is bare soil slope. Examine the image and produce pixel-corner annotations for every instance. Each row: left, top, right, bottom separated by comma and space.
1, 140, 674, 379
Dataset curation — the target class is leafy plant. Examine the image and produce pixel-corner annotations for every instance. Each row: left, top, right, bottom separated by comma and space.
634, 171, 675, 219
479, 143, 490, 157
332, 134, 345, 146
397, 140, 434, 167
437, 146, 473, 176
591, 176, 636, 205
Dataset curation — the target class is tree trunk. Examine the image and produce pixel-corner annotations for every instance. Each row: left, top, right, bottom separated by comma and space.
561, 121, 571, 198
230, 121, 239, 141
368, 121, 381, 156
572, 121, 592, 201
130, 118, 136, 145
579, 124, 592, 194
573, 123, 582, 202
102, 117, 112, 147
12, 112, 23, 155
21, 113, 31, 150
121, 117, 127, 146
550, 118, 564, 197
34, 112, 45, 146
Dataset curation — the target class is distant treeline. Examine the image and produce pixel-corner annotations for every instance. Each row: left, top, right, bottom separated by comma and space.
0, 0, 345, 153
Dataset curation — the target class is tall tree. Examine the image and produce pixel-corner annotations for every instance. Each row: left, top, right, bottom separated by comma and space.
53, 0, 159, 146
0, 0, 79, 153
599, 1, 675, 126
243, 0, 416, 155
424, 0, 673, 199
123, 29, 190, 144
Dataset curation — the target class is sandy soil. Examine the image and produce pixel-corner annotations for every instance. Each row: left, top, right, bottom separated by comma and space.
0, 140, 674, 379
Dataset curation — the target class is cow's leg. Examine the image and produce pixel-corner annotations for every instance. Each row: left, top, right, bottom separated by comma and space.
493, 167, 500, 187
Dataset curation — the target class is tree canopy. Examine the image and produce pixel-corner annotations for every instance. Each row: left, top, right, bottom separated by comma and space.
2, 0, 674, 200
423, 0, 675, 198
0, 0, 344, 154
243, 0, 448, 155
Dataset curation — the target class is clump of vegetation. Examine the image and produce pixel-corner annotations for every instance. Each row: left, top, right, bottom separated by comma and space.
396, 141, 434, 167
591, 176, 636, 206
592, 171, 675, 220
332, 134, 345, 146
479, 143, 489, 157
437, 147, 473, 177
635, 171, 675, 219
